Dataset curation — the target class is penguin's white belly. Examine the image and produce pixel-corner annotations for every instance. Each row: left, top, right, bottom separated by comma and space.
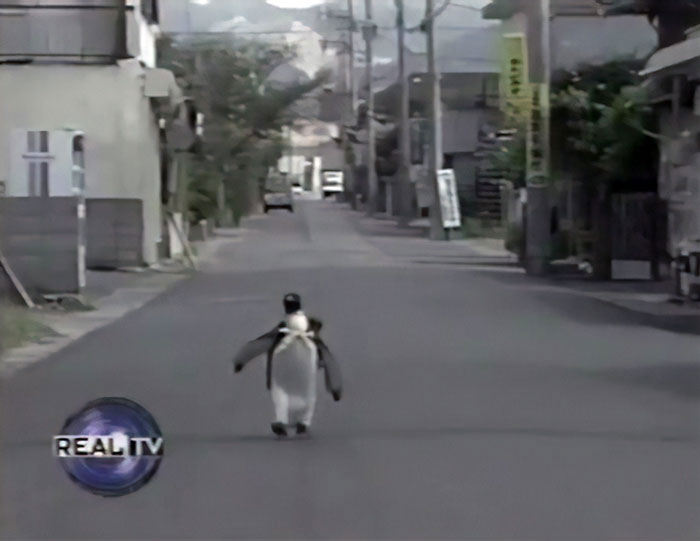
272, 337, 317, 401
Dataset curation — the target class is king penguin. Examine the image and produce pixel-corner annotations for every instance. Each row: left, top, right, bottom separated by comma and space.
233, 293, 343, 437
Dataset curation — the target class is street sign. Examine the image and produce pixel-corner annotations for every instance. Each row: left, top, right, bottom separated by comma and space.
437, 169, 461, 229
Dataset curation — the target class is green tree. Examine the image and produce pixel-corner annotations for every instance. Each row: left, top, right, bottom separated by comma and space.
158, 37, 327, 225
552, 60, 659, 278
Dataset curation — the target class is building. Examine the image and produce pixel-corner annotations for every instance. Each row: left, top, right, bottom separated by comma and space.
368, 26, 501, 218
0, 0, 192, 270
600, 1, 700, 263
482, 0, 658, 276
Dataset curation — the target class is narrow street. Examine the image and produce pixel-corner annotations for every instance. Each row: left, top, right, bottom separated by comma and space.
2, 200, 699, 539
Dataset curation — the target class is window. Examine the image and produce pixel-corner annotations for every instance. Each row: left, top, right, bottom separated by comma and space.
25, 130, 51, 197
72, 135, 85, 193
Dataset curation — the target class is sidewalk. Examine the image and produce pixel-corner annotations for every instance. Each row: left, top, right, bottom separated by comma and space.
0, 231, 234, 378
348, 206, 700, 323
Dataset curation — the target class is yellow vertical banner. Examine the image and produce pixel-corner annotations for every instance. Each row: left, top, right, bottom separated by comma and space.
526, 83, 550, 185
501, 33, 530, 119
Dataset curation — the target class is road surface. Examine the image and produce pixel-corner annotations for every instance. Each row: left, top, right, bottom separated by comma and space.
2, 200, 699, 539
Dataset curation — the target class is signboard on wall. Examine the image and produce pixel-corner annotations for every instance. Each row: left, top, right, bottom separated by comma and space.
437, 169, 461, 229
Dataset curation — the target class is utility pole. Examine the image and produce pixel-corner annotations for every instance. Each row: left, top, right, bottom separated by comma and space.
396, 0, 412, 226
345, 0, 358, 209
425, 0, 444, 239
525, 0, 551, 275
347, 0, 356, 113
363, 0, 378, 216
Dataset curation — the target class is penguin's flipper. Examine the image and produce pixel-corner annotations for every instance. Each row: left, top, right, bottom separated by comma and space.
317, 340, 343, 401
233, 324, 284, 373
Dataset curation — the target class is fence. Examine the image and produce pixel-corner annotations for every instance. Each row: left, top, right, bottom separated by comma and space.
0, 197, 84, 298
86, 199, 143, 269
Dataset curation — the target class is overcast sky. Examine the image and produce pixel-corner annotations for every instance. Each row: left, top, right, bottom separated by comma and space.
267, 0, 326, 7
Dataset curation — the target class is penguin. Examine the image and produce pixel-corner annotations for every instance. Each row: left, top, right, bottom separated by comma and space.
233, 293, 343, 437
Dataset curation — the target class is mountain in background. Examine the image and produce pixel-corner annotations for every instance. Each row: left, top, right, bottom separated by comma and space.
160, 0, 320, 34
159, 1, 499, 93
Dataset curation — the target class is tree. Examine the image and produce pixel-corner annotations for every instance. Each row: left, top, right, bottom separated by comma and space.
157, 37, 327, 225
552, 60, 659, 278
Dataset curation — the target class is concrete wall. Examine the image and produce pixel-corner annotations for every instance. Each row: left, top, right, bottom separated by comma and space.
86, 199, 143, 269
657, 109, 700, 256
0, 197, 81, 297
127, 0, 159, 68
0, 61, 162, 264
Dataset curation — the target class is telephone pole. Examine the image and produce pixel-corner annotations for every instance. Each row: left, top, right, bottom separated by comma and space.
425, 0, 444, 239
363, 0, 378, 216
346, 0, 358, 209
346, 0, 356, 111
396, 0, 412, 226
525, 0, 551, 275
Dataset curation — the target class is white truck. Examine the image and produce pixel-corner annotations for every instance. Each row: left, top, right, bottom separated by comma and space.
321, 171, 344, 198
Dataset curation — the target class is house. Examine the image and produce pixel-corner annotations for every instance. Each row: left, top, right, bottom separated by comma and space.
600, 1, 700, 267
482, 0, 658, 275
0, 0, 195, 273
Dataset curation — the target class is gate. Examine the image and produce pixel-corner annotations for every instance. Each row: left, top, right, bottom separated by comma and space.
611, 193, 666, 280
0, 196, 84, 297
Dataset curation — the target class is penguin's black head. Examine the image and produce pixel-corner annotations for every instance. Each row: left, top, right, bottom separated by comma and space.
283, 293, 302, 314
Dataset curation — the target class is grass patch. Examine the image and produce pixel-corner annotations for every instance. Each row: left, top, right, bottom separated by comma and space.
0, 304, 59, 350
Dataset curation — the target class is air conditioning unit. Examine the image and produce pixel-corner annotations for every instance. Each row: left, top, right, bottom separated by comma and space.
8, 129, 85, 198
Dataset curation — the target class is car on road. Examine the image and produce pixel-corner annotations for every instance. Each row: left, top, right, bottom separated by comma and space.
322, 171, 344, 198
291, 182, 303, 195
263, 176, 294, 213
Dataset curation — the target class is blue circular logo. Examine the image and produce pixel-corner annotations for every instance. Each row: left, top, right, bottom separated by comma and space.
54, 397, 163, 497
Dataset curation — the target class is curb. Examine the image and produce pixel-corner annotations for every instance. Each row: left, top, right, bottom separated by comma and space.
0, 273, 186, 379
0, 231, 239, 378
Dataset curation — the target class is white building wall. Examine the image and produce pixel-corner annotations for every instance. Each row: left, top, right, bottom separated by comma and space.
0, 61, 162, 264
127, 0, 160, 68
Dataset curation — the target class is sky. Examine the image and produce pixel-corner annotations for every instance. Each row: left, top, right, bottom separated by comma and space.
266, 0, 326, 7
190, 0, 327, 7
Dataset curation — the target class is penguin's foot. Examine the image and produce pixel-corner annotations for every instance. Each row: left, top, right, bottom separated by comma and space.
295, 423, 309, 435
271, 422, 288, 437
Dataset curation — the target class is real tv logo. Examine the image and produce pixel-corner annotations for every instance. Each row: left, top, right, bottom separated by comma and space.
53, 434, 163, 458
54, 397, 164, 497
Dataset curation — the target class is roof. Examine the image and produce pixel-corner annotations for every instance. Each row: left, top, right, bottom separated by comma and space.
550, 15, 656, 71
641, 36, 700, 76
483, 0, 603, 19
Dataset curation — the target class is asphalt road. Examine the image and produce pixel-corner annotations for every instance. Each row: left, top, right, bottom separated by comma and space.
2, 200, 699, 539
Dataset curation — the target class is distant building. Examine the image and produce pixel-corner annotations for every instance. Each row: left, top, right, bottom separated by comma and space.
369, 26, 501, 218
